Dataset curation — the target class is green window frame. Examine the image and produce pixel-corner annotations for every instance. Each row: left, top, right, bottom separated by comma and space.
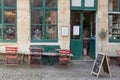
31, 0, 58, 42
0, 0, 17, 42
108, 0, 120, 42
71, 0, 97, 11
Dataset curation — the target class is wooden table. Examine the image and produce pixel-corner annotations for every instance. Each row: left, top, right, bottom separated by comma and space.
106, 53, 120, 65
27, 52, 73, 65
106, 53, 120, 57
0, 51, 73, 65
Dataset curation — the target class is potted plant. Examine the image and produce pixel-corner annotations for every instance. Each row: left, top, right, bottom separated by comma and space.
99, 28, 107, 52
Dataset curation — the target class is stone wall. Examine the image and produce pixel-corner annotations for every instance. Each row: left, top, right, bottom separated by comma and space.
0, 0, 30, 53
0, 0, 70, 53
58, 0, 70, 49
17, 0, 30, 53
0, 0, 119, 57
97, 0, 120, 54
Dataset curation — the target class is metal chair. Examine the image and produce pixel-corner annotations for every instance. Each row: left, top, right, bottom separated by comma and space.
29, 48, 44, 66
5, 47, 18, 66
59, 49, 71, 69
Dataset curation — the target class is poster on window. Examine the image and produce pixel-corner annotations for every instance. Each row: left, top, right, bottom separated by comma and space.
61, 27, 68, 36
73, 26, 80, 35
73, 26, 79, 35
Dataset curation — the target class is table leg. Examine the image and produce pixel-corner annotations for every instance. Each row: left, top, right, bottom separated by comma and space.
21, 54, 24, 64
28, 54, 30, 64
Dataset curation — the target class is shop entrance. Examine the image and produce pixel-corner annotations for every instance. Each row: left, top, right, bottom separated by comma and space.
70, 11, 96, 60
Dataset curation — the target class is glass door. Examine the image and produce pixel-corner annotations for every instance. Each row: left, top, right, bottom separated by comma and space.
70, 11, 96, 60
70, 11, 83, 60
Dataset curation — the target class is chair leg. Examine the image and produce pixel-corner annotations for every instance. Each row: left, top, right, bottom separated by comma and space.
117, 58, 120, 66
6, 58, 8, 65
66, 60, 69, 69
30, 59, 41, 67
5, 58, 18, 66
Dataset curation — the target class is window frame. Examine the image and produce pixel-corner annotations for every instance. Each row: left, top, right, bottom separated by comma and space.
108, 0, 120, 42
0, 0, 17, 42
71, 0, 98, 11
31, 0, 58, 42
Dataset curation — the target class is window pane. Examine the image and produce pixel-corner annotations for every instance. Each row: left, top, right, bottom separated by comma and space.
4, 10, 16, 24
46, 26, 56, 40
85, 0, 94, 7
71, 11, 81, 39
0, 11, 1, 24
109, 0, 119, 11
32, 0, 42, 7
4, 0, 16, 6
46, 0, 56, 8
4, 25, 16, 40
109, 14, 120, 40
72, 0, 81, 7
0, 25, 2, 40
46, 11, 56, 24
32, 10, 43, 24
31, 26, 43, 40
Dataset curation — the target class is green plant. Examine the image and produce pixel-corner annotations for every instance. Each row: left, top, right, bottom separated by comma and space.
99, 28, 107, 52
99, 28, 107, 40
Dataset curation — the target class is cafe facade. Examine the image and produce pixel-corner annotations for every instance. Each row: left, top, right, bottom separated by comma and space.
0, 0, 120, 61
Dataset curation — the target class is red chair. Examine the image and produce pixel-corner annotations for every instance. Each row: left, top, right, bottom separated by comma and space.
5, 47, 18, 66
29, 48, 44, 66
59, 49, 71, 69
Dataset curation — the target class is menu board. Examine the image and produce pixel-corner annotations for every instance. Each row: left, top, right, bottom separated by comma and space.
91, 53, 111, 78
61, 27, 68, 36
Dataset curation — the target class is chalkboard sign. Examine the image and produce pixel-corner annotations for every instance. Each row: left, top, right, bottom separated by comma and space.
92, 53, 104, 74
91, 53, 111, 78
102, 55, 111, 75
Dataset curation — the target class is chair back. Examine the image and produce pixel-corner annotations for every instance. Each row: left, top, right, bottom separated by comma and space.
29, 48, 44, 53
6, 47, 18, 53
60, 50, 71, 55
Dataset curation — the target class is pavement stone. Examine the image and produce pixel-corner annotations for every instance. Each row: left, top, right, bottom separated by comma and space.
0, 61, 119, 80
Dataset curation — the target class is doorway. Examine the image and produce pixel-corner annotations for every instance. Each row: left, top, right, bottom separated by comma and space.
82, 11, 96, 60
70, 11, 96, 60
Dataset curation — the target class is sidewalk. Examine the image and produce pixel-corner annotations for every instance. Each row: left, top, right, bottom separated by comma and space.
0, 61, 119, 80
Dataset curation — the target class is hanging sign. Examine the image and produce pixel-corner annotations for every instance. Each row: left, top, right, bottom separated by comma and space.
73, 26, 79, 35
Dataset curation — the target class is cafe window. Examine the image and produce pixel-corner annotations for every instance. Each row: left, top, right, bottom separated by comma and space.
31, 0, 57, 42
4, 0, 16, 6
0, 0, 17, 42
108, 0, 120, 42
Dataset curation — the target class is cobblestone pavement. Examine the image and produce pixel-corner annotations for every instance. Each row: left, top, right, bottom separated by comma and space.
0, 61, 119, 80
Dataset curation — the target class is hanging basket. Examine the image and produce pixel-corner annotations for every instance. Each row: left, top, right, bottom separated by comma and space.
99, 28, 107, 40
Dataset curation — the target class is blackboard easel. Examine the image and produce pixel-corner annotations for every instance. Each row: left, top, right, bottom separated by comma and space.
91, 52, 111, 78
